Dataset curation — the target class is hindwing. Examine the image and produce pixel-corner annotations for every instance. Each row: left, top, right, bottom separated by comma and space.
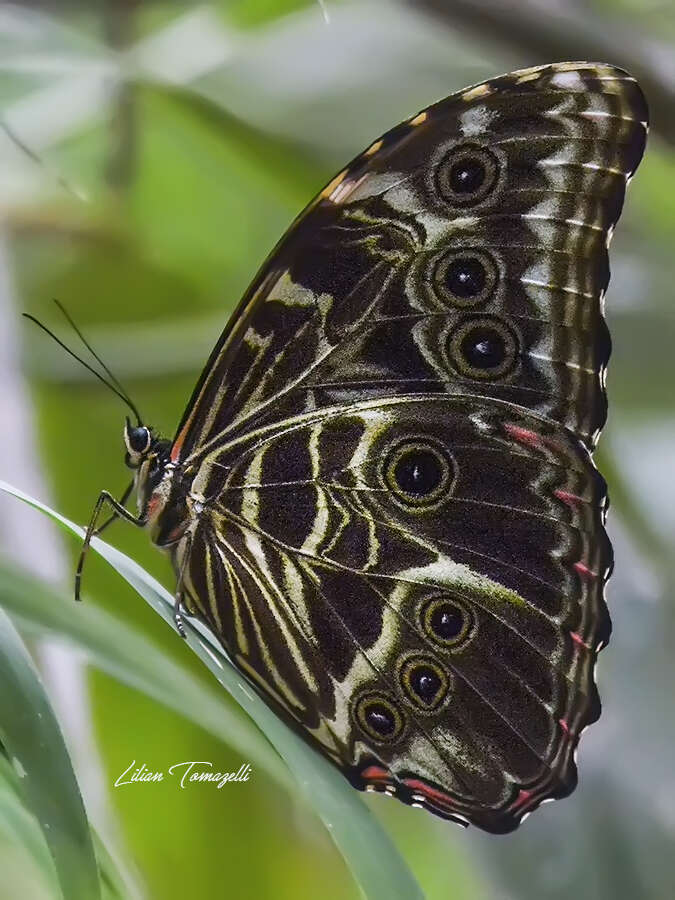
176, 394, 610, 831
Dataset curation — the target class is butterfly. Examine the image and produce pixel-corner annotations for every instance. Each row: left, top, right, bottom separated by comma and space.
79, 62, 647, 833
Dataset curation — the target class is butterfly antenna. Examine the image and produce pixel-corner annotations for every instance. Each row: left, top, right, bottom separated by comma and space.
23, 312, 143, 423
51, 299, 139, 418
0, 120, 87, 202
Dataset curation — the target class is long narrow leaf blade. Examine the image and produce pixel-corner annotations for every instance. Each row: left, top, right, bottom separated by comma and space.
0, 562, 290, 791
0, 480, 424, 900
0, 602, 100, 900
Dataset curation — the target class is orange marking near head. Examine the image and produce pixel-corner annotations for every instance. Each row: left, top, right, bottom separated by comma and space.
171, 428, 187, 463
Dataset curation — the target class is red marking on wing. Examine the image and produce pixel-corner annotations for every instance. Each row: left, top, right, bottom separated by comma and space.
554, 489, 586, 508
573, 561, 598, 579
403, 778, 456, 810
559, 717, 570, 735
360, 765, 392, 783
570, 631, 592, 650
503, 423, 544, 449
512, 789, 533, 811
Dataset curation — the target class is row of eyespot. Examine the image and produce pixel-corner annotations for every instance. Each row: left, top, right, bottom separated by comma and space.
351, 596, 475, 743
429, 144, 501, 309
430, 144, 519, 382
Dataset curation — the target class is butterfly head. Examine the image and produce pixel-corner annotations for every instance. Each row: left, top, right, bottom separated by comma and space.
124, 418, 153, 467
123, 417, 172, 508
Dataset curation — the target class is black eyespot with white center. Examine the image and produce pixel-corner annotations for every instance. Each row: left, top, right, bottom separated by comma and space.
435, 144, 500, 207
432, 249, 498, 308
448, 315, 519, 381
421, 596, 475, 650
447, 257, 485, 296
383, 439, 456, 509
399, 654, 450, 712
354, 693, 406, 744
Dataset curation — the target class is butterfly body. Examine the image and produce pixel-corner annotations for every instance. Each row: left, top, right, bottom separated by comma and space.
117, 62, 647, 833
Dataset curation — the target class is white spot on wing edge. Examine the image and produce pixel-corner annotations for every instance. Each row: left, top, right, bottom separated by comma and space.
551, 70, 585, 89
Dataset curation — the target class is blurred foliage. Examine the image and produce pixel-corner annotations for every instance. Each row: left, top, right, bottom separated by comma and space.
1, 1, 674, 899
0, 484, 425, 900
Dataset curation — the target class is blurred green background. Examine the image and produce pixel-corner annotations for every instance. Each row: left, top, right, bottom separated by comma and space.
0, 1, 674, 898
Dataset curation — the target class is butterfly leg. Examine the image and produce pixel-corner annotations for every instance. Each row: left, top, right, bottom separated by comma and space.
92, 480, 134, 537
172, 532, 193, 639
75, 489, 145, 603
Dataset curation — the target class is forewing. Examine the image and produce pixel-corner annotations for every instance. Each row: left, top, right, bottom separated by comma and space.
171, 61, 647, 463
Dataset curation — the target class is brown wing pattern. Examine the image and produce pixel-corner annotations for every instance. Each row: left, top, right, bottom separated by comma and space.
177, 395, 610, 832
171, 61, 647, 464
164, 63, 647, 832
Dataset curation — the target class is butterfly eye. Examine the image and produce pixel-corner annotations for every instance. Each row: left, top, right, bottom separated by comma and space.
354, 693, 406, 743
399, 655, 449, 712
432, 249, 498, 308
435, 144, 500, 206
383, 440, 456, 508
125, 423, 151, 455
448, 315, 519, 380
422, 597, 475, 649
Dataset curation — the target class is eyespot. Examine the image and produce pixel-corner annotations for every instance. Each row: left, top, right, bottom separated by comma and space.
354, 693, 406, 744
432, 249, 498, 308
382, 439, 456, 509
447, 315, 519, 381
435, 144, 500, 206
399, 654, 450, 712
421, 596, 475, 650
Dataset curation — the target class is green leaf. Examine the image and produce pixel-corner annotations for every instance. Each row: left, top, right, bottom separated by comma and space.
0, 595, 101, 900
0, 753, 59, 897
0, 753, 130, 900
0, 479, 424, 900
0, 563, 290, 793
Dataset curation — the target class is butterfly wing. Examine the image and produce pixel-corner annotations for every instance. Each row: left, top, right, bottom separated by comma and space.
180, 393, 610, 832
171, 61, 647, 465
167, 62, 647, 832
